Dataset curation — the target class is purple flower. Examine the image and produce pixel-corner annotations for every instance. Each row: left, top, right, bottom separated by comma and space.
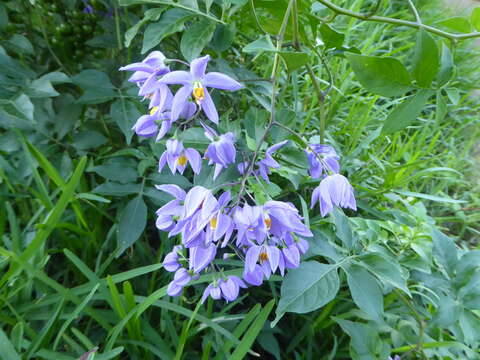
82, 0, 94, 14
257, 140, 289, 183
234, 204, 268, 246
159, 55, 243, 123
202, 123, 236, 180
167, 267, 192, 296
155, 185, 186, 231
159, 139, 202, 175
163, 245, 183, 272
201, 276, 247, 303
243, 264, 265, 286
311, 174, 357, 216
189, 242, 217, 273
263, 200, 313, 239
120, 51, 172, 112
305, 144, 340, 178
245, 244, 280, 276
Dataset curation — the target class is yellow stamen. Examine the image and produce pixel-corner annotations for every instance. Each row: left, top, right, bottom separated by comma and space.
149, 106, 159, 115
193, 84, 205, 102
210, 217, 218, 230
177, 154, 188, 166
264, 214, 272, 230
259, 252, 269, 263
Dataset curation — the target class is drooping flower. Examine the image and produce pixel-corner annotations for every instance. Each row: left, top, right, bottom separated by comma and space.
163, 245, 183, 272
311, 174, 357, 216
263, 200, 313, 239
234, 204, 268, 246
189, 242, 217, 273
201, 276, 247, 303
119, 51, 172, 112
155, 185, 186, 231
159, 139, 202, 175
305, 144, 340, 178
202, 123, 236, 179
167, 267, 192, 296
257, 140, 289, 183
159, 55, 243, 123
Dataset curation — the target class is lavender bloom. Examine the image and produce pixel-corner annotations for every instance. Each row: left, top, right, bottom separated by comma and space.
202, 123, 236, 180
257, 140, 289, 183
163, 245, 182, 272
189, 242, 217, 273
263, 201, 313, 239
388, 356, 401, 360
234, 204, 268, 246
201, 276, 246, 303
159, 139, 202, 175
119, 51, 172, 112
305, 144, 340, 178
159, 55, 243, 123
82, 0, 94, 14
311, 174, 357, 216
245, 244, 280, 275
167, 267, 192, 297
243, 264, 265, 286
155, 185, 186, 231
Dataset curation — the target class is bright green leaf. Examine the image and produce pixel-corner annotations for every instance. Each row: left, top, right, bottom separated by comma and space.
382, 89, 433, 133
472, 8, 480, 31
180, 18, 216, 61
345, 53, 412, 97
319, 23, 345, 49
117, 195, 147, 256
243, 35, 275, 54
412, 30, 439, 88
437, 16, 472, 33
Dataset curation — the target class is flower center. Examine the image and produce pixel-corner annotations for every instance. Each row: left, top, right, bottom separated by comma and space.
150, 106, 158, 116
192, 82, 205, 102
210, 217, 218, 230
259, 251, 269, 263
264, 214, 272, 230
177, 153, 188, 166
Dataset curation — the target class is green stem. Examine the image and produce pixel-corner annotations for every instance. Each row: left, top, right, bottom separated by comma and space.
315, 0, 480, 40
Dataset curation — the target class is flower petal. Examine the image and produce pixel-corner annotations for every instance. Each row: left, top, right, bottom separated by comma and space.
171, 86, 193, 121
190, 55, 210, 79
200, 90, 219, 123
185, 148, 202, 174
203, 72, 243, 91
159, 70, 192, 85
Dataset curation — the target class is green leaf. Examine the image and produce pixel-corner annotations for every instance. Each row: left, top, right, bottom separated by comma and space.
7, 34, 34, 55
332, 208, 355, 250
124, 8, 165, 48
472, 8, 480, 31
211, 24, 236, 52
382, 89, 433, 133
142, 8, 194, 54
394, 190, 466, 204
109, 99, 141, 145
345, 53, 412, 97
0, 328, 21, 360
72, 70, 117, 104
437, 43, 454, 87
346, 265, 384, 322
319, 23, 345, 49
335, 319, 390, 359
73, 130, 108, 150
93, 182, 143, 196
243, 35, 275, 54
230, 299, 275, 360
437, 16, 472, 33
412, 30, 439, 88
117, 195, 147, 256
27, 78, 60, 98
4, 94, 34, 122
358, 252, 409, 294
431, 227, 458, 275
273, 261, 340, 326
91, 161, 138, 184
180, 18, 216, 61
279, 51, 309, 73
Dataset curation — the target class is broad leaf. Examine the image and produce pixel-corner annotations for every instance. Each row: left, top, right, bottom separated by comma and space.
437, 43, 454, 87
117, 195, 147, 256
412, 30, 439, 88
72, 70, 116, 104
345, 53, 412, 97
273, 261, 340, 325
243, 35, 275, 54
180, 18, 216, 61
110, 99, 141, 145
431, 227, 458, 276
346, 265, 384, 322
319, 23, 344, 49
472, 7, 480, 31
382, 89, 433, 133
437, 17, 472, 33
142, 8, 194, 54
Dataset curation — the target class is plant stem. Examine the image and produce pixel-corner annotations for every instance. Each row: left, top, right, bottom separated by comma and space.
236, 0, 294, 203
314, 0, 480, 40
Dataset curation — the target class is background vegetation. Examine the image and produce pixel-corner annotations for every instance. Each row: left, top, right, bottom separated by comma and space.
0, 0, 479, 359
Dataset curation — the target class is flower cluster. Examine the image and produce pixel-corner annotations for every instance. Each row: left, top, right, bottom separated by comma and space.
120, 51, 357, 302
156, 185, 312, 301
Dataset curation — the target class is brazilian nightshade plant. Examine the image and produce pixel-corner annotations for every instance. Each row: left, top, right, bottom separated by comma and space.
120, 51, 356, 302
